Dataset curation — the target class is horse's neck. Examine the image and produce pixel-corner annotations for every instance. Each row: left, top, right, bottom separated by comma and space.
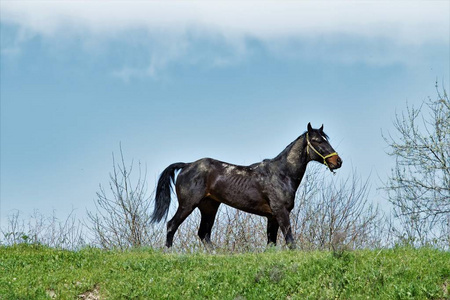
272, 135, 309, 185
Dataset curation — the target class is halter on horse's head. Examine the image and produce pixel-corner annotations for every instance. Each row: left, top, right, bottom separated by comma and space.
306, 123, 342, 173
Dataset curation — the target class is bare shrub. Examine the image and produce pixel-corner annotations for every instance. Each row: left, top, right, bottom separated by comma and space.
87, 147, 164, 250
214, 208, 267, 252
383, 83, 449, 248
1, 209, 85, 249
293, 167, 382, 251
166, 207, 267, 253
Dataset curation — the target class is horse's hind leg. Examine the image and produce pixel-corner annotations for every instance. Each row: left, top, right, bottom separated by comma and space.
198, 198, 220, 248
166, 204, 196, 248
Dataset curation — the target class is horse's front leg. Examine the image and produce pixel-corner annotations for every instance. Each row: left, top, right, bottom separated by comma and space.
267, 216, 279, 246
272, 208, 296, 249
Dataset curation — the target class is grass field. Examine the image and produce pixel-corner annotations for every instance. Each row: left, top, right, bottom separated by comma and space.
0, 244, 448, 299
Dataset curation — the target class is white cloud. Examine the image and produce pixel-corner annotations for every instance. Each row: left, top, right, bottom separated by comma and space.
2, 1, 449, 78
2, 1, 448, 43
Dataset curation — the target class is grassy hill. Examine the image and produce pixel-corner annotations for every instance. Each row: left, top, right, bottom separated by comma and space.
0, 244, 448, 299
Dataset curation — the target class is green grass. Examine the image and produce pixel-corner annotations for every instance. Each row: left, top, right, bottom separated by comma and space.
0, 244, 448, 299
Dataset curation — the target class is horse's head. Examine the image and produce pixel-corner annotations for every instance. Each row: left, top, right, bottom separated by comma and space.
306, 123, 342, 172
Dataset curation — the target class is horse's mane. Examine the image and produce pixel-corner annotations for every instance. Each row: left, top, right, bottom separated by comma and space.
271, 132, 306, 162
270, 129, 329, 162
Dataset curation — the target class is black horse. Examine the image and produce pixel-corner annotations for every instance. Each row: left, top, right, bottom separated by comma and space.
151, 123, 342, 249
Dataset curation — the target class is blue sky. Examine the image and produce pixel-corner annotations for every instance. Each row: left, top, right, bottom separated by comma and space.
1, 1, 449, 228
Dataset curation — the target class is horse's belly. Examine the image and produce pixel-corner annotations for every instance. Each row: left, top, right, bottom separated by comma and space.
209, 176, 272, 216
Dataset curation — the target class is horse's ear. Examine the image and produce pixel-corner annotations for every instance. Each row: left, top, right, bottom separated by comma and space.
319, 124, 324, 132
307, 122, 313, 133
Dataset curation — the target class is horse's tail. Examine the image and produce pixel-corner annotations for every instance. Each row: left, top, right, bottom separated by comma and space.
151, 162, 188, 223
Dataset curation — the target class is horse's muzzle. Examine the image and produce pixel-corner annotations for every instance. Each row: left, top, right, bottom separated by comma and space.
326, 155, 343, 170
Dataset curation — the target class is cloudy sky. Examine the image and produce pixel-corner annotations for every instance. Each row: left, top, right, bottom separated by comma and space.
1, 1, 449, 228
